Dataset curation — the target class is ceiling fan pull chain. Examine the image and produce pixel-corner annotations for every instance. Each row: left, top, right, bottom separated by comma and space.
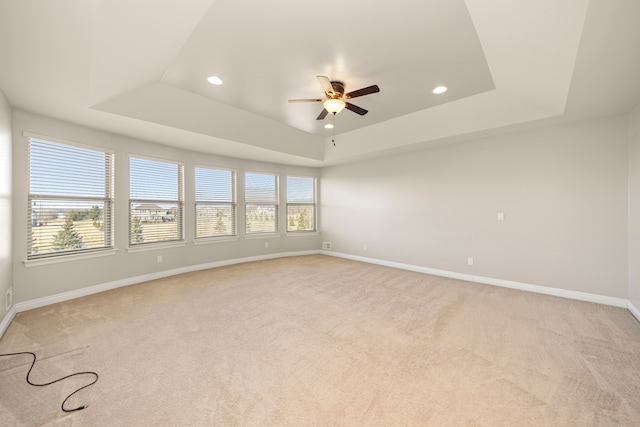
332, 114, 336, 146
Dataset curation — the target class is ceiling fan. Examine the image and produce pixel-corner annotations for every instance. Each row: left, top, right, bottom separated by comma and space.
288, 76, 380, 120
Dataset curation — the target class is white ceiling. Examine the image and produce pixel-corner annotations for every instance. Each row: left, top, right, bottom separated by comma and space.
1, 0, 639, 167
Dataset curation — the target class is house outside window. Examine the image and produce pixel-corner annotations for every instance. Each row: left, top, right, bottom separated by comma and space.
129, 155, 184, 246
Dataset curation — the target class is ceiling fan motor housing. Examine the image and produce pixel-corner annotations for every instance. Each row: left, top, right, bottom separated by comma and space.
330, 81, 345, 98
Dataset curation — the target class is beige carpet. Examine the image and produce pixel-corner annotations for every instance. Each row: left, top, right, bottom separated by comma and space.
1, 255, 639, 426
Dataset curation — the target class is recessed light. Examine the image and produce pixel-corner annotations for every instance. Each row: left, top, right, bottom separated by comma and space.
324, 124, 334, 129
432, 85, 448, 94
207, 75, 223, 85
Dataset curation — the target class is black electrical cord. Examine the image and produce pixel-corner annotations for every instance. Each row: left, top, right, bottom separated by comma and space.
0, 351, 98, 412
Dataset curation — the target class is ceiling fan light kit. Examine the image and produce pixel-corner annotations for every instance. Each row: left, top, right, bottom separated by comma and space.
324, 99, 346, 115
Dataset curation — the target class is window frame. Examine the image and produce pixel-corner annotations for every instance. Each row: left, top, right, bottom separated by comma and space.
286, 175, 317, 233
244, 171, 279, 236
26, 134, 114, 261
128, 154, 185, 248
194, 165, 237, 240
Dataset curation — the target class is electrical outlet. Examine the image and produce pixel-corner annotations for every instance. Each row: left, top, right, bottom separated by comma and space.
468, 257, 474, 266
363, 244, 367, 251
322, 242, 332, 250
157, 255, 163, 263
265, 242, 269, 248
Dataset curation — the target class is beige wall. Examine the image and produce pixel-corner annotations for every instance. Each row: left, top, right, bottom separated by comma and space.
12, 110, 321, 303
629, 103, 640, 311
7, 107, 638, 308
0, 90, 12, 320
321, 116, 629, 299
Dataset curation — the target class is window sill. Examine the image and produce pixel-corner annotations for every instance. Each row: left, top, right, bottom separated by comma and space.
24, 249, 118, 267
286, 231, 319, 237
244, 233, 281, 240
127, 241, 186, 253
194, 236, 239, 245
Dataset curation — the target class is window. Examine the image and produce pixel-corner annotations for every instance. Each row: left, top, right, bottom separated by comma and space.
245, 172, 278, 234
27, 136, 114, 259
195, 166, 236, 239
286, 176, 316, 232
129, 156, 184, 246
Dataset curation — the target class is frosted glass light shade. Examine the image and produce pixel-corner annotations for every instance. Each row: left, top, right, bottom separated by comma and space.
324, 99, 346, 114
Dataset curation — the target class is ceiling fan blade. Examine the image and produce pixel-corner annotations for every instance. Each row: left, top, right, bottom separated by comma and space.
317, 76, 335, 97
344, 84, 380, 99
288, 98, 324, 103
345, 102, 368, 116
316, 108, 329, 120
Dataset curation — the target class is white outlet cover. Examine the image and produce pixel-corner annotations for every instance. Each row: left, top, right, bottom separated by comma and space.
5, 288, 12, 310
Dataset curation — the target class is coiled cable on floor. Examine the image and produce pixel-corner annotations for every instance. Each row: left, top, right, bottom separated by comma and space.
0, 351, 98, 412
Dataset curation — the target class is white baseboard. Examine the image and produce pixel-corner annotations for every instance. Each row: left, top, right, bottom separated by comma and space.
322, 251, 629, 308
14, 250, 321, 313
629, 301, 640, 323
6, 249, 634, 328
0, 306, 16, 339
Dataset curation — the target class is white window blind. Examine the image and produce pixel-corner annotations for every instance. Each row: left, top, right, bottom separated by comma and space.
28, 137, 114, 259
286, 176, 316, 232
245, 172, 278, 234
129, 156, 184, 246
195, 166, 236, 239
